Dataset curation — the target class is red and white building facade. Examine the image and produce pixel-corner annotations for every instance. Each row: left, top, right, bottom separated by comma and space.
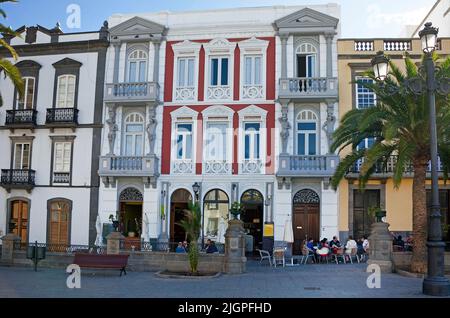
98, 5, 341, 251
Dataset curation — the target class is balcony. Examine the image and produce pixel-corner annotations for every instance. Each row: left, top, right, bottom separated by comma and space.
277, 155, 339, 177
204, 160, 231, 174
53, 172, 70, 184
104, 82, 159, 104
347, 156, 444, 178
279, 77, 338, 102
5, 109, 37, 130
99, 155, 159, 187
46, 108, 79, 130
1, 169, 36, 192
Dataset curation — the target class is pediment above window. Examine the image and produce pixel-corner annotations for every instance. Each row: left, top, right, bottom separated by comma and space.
203, 38, 235, 54
110, 16, 167, 42
275, 8, 339, 34
202, 105, 234, 120
238, 105, 267, 120
172, 40, 202, 55
52, 58, 82, 69
170, 106, 198, 120
15, 60, 42, 70
238, 37, 269, 53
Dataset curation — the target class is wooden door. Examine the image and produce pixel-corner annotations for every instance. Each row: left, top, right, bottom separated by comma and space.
171, 203, 188, 243
353, 190, 380, 239
293, 203, 320, 254
48, 201, 70, 245
10, 200, 29, 242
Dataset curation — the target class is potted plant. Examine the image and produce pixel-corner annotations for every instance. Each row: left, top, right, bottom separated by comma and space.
109, 214, 119, 232
368, 206, 386, 223
178, 201, 202, 275
229, 202, 244, 220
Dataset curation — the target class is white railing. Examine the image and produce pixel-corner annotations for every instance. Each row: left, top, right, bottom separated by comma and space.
207, 86, 232, 100
204, 160, 231, 174
172, 160, 194, 174
383, 41, 411, 51
241, 159, 263, 174
242, 84, 264, 99
354, 41, 374, 51
174, 86, 196, 102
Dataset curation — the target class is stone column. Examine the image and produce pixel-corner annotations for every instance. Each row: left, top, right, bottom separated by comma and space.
279, 33, 289, 78
106, 231, 125, 255
113, 42, 121, 84
367, 220, 393, 273
325, 33, 334, 78
1, 233, 21, 263
153, 41, 161, 83
224, 219, 246, 274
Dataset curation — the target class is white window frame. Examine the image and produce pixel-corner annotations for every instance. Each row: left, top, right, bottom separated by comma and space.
203, 38, 235, 101
238, 37, 269, 100
13, 142, 31, 170
127, 49, 148, 83
172, 40, 201, 103
170, 106, 199, 174
295, 42, 318, 78
123, 112, 145, 157
238, 105, 267, 174
53, 142, 72, 173
296, 109, 319, 156
56, 74, 76, 108
17, 76, 35, 109
175, 123, 194, 160
243, 122, 261, 160
355, 76, 377, 109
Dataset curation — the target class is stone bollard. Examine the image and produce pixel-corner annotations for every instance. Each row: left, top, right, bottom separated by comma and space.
106, 232, 125, 255
368, 221, 393, 273
224, 219, 247, 274
1, 233, 21, 264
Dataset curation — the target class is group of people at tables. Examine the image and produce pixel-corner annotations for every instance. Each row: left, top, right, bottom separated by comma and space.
175, 239, 219, 254
304, 235, 369, 262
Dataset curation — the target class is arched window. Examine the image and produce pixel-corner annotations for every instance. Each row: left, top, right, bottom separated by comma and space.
124, 113, 145, 156
297, 110, 318, 156
47, 199, 71, 245
203, 189, 229, 243
296, 42, 317, 78
128, 49, 148, 82
56, 74, 76, 108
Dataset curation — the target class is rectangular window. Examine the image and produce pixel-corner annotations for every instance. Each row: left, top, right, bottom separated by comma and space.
17, 77, 35, 110
244, 123, 260, 160
206, 122, 228, 161
210, 57, 229, 86
244, 55, 262, 85
14, 143, 30, 170
297, 55, 316, 77
177, 57, 195, 87
54, 142, 71, 173
356, 77, 376, 109
56, 75, 76, 108
297, 122, 317, 156
176, 123, 193, 160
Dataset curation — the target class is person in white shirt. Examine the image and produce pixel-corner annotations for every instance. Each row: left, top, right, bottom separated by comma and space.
345, 236, 357, 254
362, 235, 369, 252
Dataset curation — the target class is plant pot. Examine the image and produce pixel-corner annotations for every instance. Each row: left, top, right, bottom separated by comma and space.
375, 210, 386, 223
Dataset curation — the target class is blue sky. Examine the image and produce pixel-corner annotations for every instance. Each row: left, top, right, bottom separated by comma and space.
2, 0, 434, 38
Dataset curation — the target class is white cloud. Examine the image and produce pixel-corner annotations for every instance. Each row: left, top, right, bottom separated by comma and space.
366, 4, 428, 30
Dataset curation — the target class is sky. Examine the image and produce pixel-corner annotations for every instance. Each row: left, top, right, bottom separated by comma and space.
1, 0, 435, 38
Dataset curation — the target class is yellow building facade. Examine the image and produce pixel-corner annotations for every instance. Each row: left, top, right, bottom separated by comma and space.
337, 37, 450, 241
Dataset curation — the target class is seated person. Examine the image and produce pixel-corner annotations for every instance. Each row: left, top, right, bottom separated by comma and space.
362, 235, 369, 252
393, 235, 405, 250
306, 239, 315, 254
175, 242, 186, 253
356, 238, 365, 256
330, 236, 341, 248
182, 241, 189, 252
320, 238, 330, 249
345, 236, 357, 254
205, 239, 218, 254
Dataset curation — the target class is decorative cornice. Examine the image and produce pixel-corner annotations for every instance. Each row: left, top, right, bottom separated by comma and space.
172, 40, 202, 55
52, 57, 82, 69
202, 105, 234, 119
203, 38, 235, 54
170, 106, 199, 120
238, 105, 268, 119
237, 36, 269, 53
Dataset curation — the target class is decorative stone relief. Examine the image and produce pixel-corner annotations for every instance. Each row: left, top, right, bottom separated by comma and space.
106, 105, 118, 156
146, 107, 157, 156
279, 103, 291, 154
322, 102, 336, 153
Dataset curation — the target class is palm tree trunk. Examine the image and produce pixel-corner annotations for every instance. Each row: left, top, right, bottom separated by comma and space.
411, 158, 428, 273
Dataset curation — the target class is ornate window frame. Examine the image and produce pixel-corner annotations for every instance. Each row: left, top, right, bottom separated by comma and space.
49, 135, 76, 186
172, 40, 202, 103
170, 106, 198, 174
238, 105, 267, 174
294, 39, 319, 78
238, 37, 269, 101
14, 60, 41, 110
295, 108, 319, 156
125, 44, 150, 83
52, 58, 82, 110
203, 38, 235, 102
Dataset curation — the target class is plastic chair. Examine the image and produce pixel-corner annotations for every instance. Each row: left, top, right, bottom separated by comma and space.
256, 249, 272, 266
302, 246, 315, 264
347, 248, 360, 264
272, 248, 286, 267
331, 247, 346, 264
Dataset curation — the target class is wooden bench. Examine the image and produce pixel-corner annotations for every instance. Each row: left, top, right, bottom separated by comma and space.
73, 253, 129, 276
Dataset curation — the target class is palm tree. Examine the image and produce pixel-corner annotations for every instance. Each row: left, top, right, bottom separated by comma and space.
0, 0, 24, 106
178, 201, 202, 274
331, 54, 450, 274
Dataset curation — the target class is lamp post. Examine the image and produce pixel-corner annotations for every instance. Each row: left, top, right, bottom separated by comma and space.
371, 22, 450, 296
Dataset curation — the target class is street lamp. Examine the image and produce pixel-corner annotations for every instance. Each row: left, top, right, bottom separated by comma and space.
371, 22, 450, 296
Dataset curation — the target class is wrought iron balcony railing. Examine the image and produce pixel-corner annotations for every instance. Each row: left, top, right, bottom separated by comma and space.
1, 169, 36, 190
46, 108, 79, 126
5, 109, 37, 127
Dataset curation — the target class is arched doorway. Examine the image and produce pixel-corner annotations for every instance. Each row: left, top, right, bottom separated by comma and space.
170, 189, 193, 243
240, 189, 264, 252
119, 187, 143, 249
293, 189, 320, 254
203, 189, 229, 244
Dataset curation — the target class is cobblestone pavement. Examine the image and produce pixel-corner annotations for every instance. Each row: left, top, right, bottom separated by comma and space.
0, 261, 445, 298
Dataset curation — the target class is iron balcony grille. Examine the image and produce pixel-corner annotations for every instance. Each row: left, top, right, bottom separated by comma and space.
5, 109, 38, 126
46, 108, 79, 124
1, 169, 36, 185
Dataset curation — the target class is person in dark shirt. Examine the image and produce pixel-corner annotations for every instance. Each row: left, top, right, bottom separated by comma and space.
330, 236, 341, 248
205, 239, 218, 253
